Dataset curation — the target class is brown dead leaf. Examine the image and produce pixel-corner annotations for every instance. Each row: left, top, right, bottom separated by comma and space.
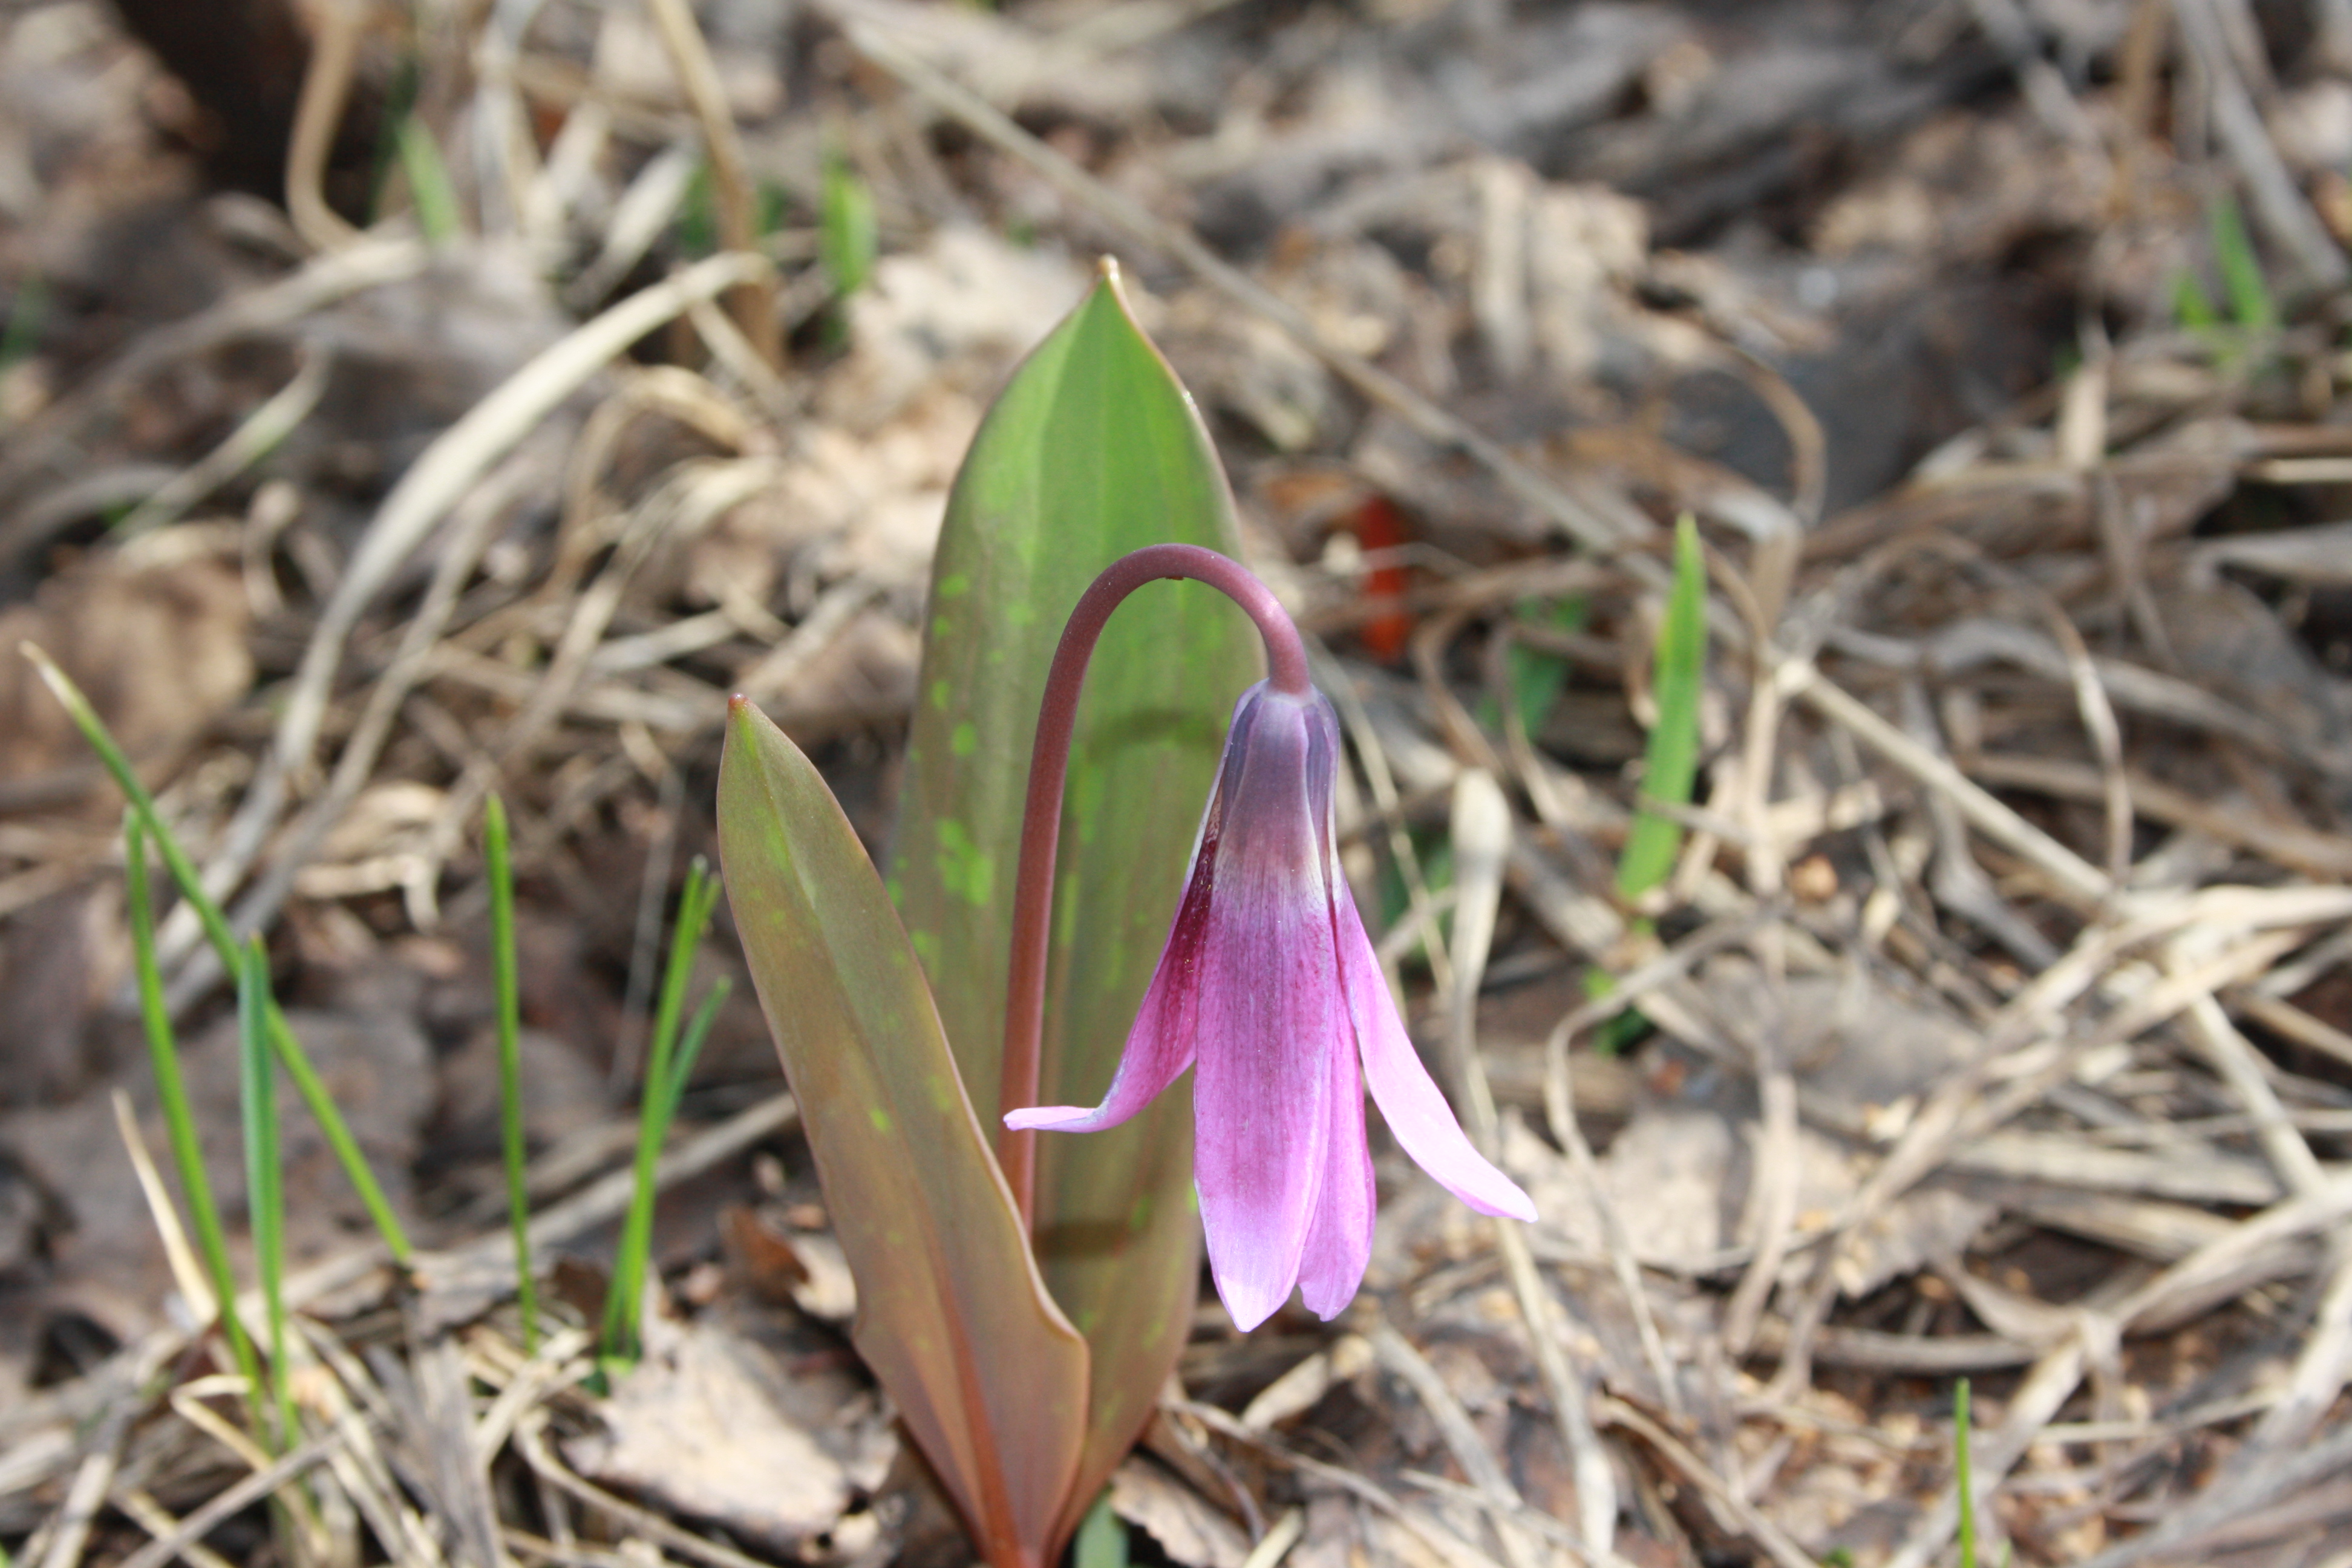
0, 549, 249, 789
1109, 1456, 1250, 1568
564, 1318, 851, 1552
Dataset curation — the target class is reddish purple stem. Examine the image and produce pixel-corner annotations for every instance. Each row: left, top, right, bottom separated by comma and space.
998, 544, 1309, 1226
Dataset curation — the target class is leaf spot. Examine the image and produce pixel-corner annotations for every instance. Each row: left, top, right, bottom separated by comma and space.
933, 819, 997, 909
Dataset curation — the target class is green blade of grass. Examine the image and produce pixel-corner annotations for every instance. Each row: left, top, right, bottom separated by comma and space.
1616, 515, 1708, 900
1955, 1377, 1976, 1568
26, 645, 413, 1264
658, 977, 731, 1131
483, 795, 540, 1356
237, 936, 296, 1450
126, 816, 264, 1419
1474, 596, 1587, 742
395, 114, 463, 246
820, 140, 877, 300
2210, 193, 2276, 334
600, 857, 724, 1370
0, 269, 47, 378
2171, 267, 2222, 332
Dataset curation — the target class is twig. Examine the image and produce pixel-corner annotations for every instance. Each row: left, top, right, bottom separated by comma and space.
1778, 659, 2114, 912
828, 5, 1641, 559
1368, 1324, 1541, 1568
1446, 771, 1618, 1561
287, 0, 364, 252
170, 250, 770, 981
116, 344, 332, 538
1172, 1399, 1515, 1568
641, 0, 781, 367
512, 1417, 776, 1568
114, 1437, 339, 1568
1593, 1394, 1818, 1568
1540, 1021, 1684, 1425
167, 437, 546, 1011
2171, 0, 2350, 293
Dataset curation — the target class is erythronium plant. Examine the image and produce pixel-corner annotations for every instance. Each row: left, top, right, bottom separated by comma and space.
716, 264, 1530, 1568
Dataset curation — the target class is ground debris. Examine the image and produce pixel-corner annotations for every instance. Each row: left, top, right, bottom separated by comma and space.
3, 0, 2352, 1564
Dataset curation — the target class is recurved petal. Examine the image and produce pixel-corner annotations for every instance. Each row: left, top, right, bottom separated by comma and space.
1295, 1029, 1374, 1320
1192, 689, 1340, 1331
1334, 889, 1537, 1222
1003, 820, 1217, 1134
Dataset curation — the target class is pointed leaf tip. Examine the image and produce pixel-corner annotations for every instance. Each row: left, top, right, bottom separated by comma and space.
890, 254, 1255, 1548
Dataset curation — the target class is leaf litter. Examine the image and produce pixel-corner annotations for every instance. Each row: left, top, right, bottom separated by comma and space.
2, 0, 2352, 1564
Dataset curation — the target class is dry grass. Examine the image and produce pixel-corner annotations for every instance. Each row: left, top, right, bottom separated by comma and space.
3, 0, 2352, 1565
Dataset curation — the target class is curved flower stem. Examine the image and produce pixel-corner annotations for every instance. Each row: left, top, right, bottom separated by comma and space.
999, 544, 1308, 1226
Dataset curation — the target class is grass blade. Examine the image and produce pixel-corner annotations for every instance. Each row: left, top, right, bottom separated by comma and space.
1955, 1377, 1977, 1568
237, 936, 296, 1450
126, 816, 263, 1420
0, 268, 46, 377
600, 857, 724, 1371
1616, 515, 1708, 900
2210, 193, 2276, 333
483, 795, 540, 1355
25, 644, 413, 1263
659, 978, 731, 1131
395, 113, 463, 246
820, 136, 877, 301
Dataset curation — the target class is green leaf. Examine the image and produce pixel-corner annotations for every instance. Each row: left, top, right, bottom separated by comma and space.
483, 795, 540, 1356
395, 113, 463, 246
2209, 193, 2275, 334
237, 936, 296, 1450
1071, 1489, 1129, 1568
1474, 595, 1586, 741
127, 816, 261, 1420
0, 269, 47, 378
821, 141, 878, 300
25, 646, 413, 1263
603, 859, 724, 1372
719, 699, 1087, 1566
1616, 515, 1707, 898
889, 263, 1258, 1544
1955, 1378, 1977, 1568
2170, 267, 2221, 332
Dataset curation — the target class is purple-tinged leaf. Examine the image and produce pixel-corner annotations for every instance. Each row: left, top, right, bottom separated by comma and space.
718, 697, 1085, 1567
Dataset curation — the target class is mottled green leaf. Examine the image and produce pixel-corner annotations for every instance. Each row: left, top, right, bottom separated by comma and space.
891, 262, 1258, 1543
719, 699, 1086, 1564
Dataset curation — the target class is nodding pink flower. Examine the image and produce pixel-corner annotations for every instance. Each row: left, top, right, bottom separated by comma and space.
1008, 679, 1537, 1331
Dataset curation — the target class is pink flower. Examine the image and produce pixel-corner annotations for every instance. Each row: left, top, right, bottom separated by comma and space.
1007, 681, 1537, 1331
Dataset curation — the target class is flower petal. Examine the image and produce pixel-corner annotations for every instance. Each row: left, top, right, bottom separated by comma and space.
1295, 1035, 1374, 1320
1335, 890, 1537, 1222
1193, 690, 1339, 1331
1003, 812, 1217, 1135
